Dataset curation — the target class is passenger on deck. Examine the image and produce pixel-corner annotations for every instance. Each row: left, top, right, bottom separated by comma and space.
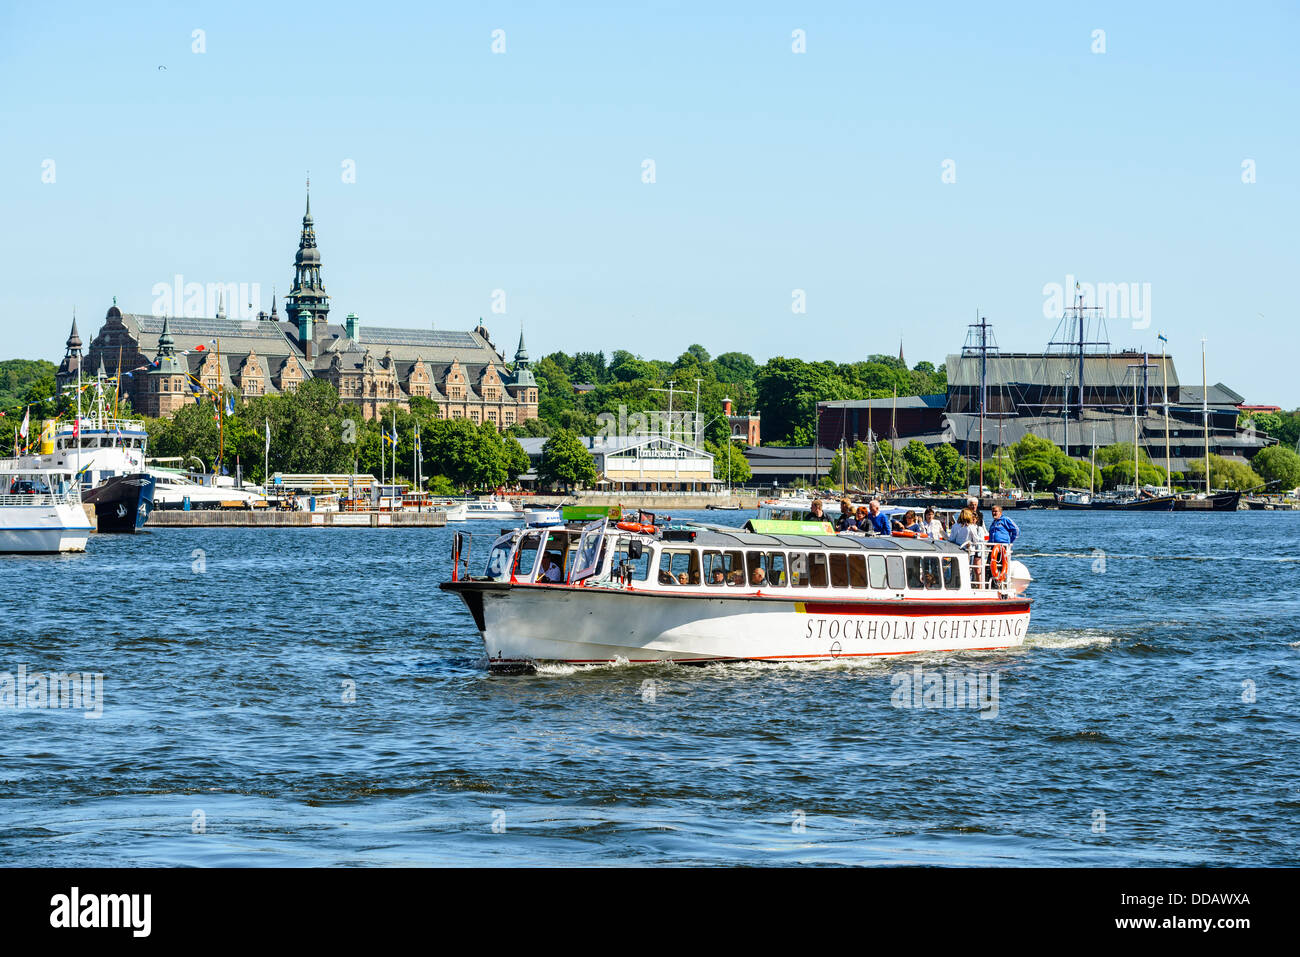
987, 505, 1019, 546
866, 500, 892, 536
835, 498, 855, 532
947, 509, 978, 547
807, 499, 826, 523
902, 509, 925, 536
922, 507, 945, 541
967, 497, 987, 535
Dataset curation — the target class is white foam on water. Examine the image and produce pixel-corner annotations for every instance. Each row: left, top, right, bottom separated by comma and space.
1021, 629, 1115, 651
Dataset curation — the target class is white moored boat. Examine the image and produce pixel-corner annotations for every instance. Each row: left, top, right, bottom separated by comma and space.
441, 513, 1032, 672
443, 499, 526, 522
0, 470, 94, 554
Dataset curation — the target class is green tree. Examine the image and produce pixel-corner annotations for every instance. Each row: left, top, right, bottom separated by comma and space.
901, 440, 939, 486
708, 439, 751, 484
1251, 445, 1300, 490
1184, 453, 1264, 492
539, 428, 597, 490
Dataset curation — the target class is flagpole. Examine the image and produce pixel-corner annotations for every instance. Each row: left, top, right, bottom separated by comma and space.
216, 337, 224, 476
264, 418, 270, 488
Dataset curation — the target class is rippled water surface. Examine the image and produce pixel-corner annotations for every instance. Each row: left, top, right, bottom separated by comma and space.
2, 509, 1297, 866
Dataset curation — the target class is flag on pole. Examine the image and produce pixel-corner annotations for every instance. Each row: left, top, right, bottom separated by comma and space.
265, 419, 271, 455
19, 406, 29, 440
1157, 333, 1168, 343
225, 396, 235, 416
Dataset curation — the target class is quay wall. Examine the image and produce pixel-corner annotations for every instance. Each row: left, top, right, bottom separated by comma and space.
147, 510, 446, 528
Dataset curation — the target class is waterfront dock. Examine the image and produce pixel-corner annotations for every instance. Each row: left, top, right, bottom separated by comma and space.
146, 509, 447, 528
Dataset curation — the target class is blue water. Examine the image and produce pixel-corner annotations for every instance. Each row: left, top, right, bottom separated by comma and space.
1, 509, 1297, 866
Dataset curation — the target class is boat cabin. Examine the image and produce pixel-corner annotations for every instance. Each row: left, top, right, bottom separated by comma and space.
472, 524, 1006, 597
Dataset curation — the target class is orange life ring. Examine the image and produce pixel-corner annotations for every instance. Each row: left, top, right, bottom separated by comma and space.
891, 529, 916, 538
616, 521, 657, 535
989, 544, 1008, 582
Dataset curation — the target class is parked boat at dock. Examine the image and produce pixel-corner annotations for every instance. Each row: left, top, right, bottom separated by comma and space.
0, 470, 93, 553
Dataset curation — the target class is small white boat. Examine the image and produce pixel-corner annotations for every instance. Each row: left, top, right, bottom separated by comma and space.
443, 500, 525, 522
523, 507, 563, 526
0, 470, 93, 554
442, 514, 1032, 672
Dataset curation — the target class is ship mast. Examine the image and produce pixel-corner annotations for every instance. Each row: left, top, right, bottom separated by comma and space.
1160, 336, 1171, 491
1201, 338, 1210, 493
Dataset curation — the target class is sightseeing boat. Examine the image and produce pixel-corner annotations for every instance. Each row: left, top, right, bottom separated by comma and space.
441, 510, 1032, 672
0, 469, 94, 554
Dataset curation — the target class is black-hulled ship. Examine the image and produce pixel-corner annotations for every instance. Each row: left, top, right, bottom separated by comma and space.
1173, 490, 1241, 511
4, 362, 155, 533
81, 472, 156, 532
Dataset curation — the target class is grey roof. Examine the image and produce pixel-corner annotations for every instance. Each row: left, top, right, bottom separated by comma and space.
946, 351, 1182, 391
820, 394, 947, 410
1176, 383, 1245, 407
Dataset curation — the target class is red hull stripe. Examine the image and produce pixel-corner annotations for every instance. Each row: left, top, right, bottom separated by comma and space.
497, 646, 1014, 665
796, 601, 1025, 617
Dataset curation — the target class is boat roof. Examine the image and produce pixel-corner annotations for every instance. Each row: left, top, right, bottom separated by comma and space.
667, 528, 964, 554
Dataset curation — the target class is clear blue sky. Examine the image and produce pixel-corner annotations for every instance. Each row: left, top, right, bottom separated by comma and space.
2, 1, 1296, 403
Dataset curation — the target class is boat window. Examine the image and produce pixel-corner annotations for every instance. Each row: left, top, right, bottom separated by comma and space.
920, 556, 943, 590
703, 551, 725, 585
848, 554, 868, 588
885, 555, 905, 590
942, 556, 961, 589
745, 551, 780, 587
659, 548, 701, 585
764, 552, 788, 587
613, 538, 651, 582
788, 552, 807, 587
905, 557, 923, 589
868, 554, 887, 589
724, 550, 746, 586
514, 532, 542, 581
485, 537, 514, 581
829, 553, 849, 588
808, 553, 829, 588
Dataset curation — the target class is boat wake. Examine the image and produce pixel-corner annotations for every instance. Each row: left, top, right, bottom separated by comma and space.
1019, 551, 1300, 562
1020, 629, 1115, 651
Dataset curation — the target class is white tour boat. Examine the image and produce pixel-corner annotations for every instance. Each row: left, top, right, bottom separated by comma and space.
0, 470, 94, 554
442, 513, 1032, 672
443, 499, 526, 523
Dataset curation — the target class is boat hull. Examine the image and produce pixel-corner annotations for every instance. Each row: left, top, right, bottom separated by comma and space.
1173, 491, 1241, 511
1059, 495, 1176, 511
0, 505, 92, 554
82, 472, 156, 533
442, 581, 1031, 670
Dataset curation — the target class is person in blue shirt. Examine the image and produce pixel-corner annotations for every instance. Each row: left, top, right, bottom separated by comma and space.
987, 505, 1019, 545
866, 500, 892, 536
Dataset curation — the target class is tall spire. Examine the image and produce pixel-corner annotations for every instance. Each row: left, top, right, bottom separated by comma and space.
56, 310, 83, 388
285, 177, 329, 327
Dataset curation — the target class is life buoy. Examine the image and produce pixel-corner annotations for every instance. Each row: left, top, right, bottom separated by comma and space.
891, 529, 916, 538
989, 544, 1008, 582
616, 521, 657, 535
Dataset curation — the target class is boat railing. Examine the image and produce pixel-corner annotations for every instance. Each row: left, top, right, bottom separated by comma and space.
0, 490, 82, 507
68, 417, 147, 433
